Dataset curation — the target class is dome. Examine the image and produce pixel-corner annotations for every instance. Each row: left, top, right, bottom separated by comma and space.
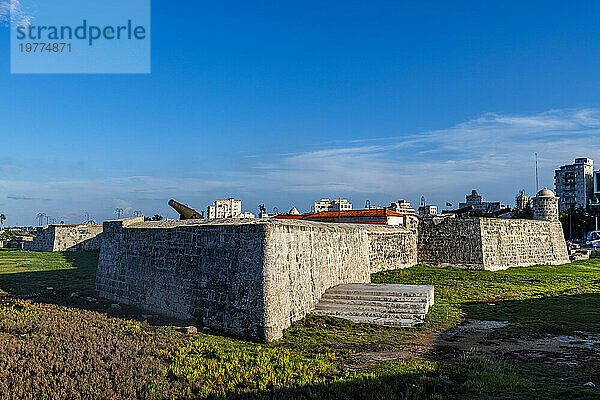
536, 188, 555, 197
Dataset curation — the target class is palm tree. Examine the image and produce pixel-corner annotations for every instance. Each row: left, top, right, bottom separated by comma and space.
0, 214, 5, 231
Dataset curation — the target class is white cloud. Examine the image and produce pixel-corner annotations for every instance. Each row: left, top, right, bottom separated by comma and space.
251, 108, 600, 205
6, 194, 48, 200
0, 174, 252, 224
0, 0, 32, 27
3, 108, 600, 225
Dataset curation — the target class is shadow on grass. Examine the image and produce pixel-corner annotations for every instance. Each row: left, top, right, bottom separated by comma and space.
0, 250, 193, 327
219, 369, 449, 400
2, 252, 600, 399
201, 354, 596, 400
0, 251, 98, 299
462, 293, 600, 337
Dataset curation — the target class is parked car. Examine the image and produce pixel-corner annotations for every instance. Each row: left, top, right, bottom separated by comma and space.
585, 231, 600, 247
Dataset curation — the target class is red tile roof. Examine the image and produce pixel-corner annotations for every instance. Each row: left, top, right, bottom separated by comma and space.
306, 209, 404, 218
273, 209, 405, 220
272, 214, 305, 220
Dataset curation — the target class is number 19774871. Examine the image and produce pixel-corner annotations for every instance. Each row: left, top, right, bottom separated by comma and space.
19, 43, 72, 53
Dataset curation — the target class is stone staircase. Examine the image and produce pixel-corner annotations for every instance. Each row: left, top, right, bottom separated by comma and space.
312, 283, 434, 327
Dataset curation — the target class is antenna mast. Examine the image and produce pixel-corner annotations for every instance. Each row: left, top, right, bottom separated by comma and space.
535, 153, 539, 193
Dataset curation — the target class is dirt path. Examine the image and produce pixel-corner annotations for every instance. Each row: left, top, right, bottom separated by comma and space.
345, 320, 600, 371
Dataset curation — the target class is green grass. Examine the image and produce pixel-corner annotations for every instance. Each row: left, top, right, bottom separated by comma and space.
0, 231, 17, 240
282, 260, 600, 354
373, 260, 600, 303
2, 249, 600, 399
0, 248, 98, 298
372, 260, 600, 337
160, 338, 337, 397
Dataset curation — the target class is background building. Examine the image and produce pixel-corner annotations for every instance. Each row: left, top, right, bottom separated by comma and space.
275, 208, 409, 226
418, 205, 438, 215
515, 190, 530, 211
288, 207, 300, 215
458, 190, 503, 213
207, 198, 243, 219
364, 201, 383, 210
387, 200, 416, 215
314, 198, 353, 213
554, 157, 594, 210
594, 170, 600, 203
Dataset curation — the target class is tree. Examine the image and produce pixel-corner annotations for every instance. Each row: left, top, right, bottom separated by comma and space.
0, 214, 5, 230
559, 207, 596, 241
512, 203, 534, 220
459, 209, 485, 218
151, 214, 163, 221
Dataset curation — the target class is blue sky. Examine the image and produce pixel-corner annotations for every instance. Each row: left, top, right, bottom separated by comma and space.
2, 1, 600, 225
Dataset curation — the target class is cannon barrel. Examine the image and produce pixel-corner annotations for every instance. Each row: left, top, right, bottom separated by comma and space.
168, 199, 203, 220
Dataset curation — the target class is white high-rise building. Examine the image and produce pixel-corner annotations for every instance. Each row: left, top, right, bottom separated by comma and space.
554, 158, 594, 210
314, 198, 353, 213
207, 198, 243, 219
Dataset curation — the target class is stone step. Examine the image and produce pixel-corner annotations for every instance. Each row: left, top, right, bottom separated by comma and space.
326, 283, 433, 300
326, 283, 433, 297
310, 311, 421, 327
313, 304, 425, 320
321, 293, 428, 303
312, 283, 434, 328
315, 298, 428, 313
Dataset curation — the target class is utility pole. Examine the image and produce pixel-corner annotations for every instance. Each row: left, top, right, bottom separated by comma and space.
590, 202, 600, 232
570, 204, 574, 240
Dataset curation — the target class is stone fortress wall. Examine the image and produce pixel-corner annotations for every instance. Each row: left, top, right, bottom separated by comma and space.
27, 188, 568, 341
479, 218, 569, 270
262, 223, 419, 339
367, 227, 418, 272
94, 199, 568, 341
418, 217, 485, 269
418, 188, 569, 270
95, 218, 418, 341
418, 217, 569, 270
96, 217, 269, 340
27, 224, 104, 252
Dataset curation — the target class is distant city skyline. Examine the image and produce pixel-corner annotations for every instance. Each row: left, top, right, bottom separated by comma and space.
3, 2, 600, 225
2, 110, 598, 226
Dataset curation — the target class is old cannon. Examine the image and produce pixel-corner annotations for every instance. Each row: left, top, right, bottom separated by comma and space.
168, 199, 203, 220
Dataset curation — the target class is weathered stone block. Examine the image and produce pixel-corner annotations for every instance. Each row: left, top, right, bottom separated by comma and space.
418, 217, 569, 270
28, 224, 105, 252
95, 218, 417, 341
